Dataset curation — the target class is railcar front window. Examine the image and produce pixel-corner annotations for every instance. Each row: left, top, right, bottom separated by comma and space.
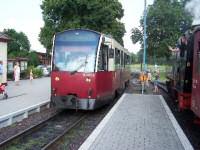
53, 30, 100, 72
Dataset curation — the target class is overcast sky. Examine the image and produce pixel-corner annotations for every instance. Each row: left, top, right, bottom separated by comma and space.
0, 0, 154, 53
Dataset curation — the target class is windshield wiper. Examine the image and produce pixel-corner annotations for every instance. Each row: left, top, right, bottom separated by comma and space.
70, 55, 88, 75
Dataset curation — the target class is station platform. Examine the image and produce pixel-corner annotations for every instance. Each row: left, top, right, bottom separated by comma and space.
79, 94, 193, 150
0, 77, 50, 128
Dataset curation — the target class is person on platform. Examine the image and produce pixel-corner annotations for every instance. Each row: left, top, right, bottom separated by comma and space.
139, 71, 147, 93
0, 61, 8, 99
30, 69, 33, 83
168, 34, 188, 57
0, 61, 3, 84
153, 70, 159, 93
146, 70, 152, 87
14, 62, 20, 85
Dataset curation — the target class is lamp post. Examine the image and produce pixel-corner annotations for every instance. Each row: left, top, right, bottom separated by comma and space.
143, 0, 147, 72
142, 0, 147, 94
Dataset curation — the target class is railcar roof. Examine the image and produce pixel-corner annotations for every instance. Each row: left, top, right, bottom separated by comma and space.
55, 29, 130, 54
55, 28, 101, 35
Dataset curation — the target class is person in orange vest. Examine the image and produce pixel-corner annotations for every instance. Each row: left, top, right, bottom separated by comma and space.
139, 71, 147, 83
139, 71, 148, 93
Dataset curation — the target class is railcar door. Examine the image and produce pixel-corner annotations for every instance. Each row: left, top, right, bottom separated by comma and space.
115, 49, 121, 90
96, 43, 113, 99
192, 30, 200, 117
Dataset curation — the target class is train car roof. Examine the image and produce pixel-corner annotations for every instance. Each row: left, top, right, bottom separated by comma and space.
103, 34, 130, 55
55, 28, 101, 36
55, 28, 130, 55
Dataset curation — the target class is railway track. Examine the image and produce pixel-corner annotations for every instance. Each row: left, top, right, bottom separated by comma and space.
157, 81, 168, 92
0, 110, 87, 150
0, 97, 121, 150
42, 115, 87, 150
0, 87, 125, 150
156, 81, 200, 149
0, 111, 59, 149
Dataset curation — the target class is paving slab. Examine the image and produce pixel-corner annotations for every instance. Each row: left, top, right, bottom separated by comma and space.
0, 77, 50, 116
79, 94, 193, 150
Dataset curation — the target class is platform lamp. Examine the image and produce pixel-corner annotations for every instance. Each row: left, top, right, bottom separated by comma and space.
142, 0, 147, 94
143, 0, 147, 72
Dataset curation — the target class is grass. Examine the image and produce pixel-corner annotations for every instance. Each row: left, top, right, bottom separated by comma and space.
130, 63, 171, 82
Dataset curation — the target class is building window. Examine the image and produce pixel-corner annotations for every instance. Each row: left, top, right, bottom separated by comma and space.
8, 62, 13, 73
20, 61, 25, 71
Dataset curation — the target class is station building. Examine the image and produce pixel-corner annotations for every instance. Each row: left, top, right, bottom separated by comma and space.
0, 32, 10, 84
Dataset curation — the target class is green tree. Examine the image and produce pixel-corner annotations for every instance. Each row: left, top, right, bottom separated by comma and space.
39, 0, 125, 53
131, 53, 138, 63
3, 29, 31, 55
131, 0, 192, 59
28, 51, 40, 66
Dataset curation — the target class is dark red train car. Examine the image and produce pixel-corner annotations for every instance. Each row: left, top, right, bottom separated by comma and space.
191, 27, 200, 118
50, 29, 131, 110
167, 25, 200, 118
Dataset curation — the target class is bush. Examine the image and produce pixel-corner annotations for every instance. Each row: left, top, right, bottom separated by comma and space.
26, 66, 43, 78
33, 68, 43, 78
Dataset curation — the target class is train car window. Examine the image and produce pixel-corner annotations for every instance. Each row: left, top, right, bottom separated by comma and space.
127, 55, 131, 65
103, 45, 108, 70
53, 30, 100, 72
109, 49, 114, 58
125, 55, 128, 66
98, 44, 108, 71
121, 52, 124, 68
115, 49, 120, 68
126, 55, 131, 67
124, 54, 126, 66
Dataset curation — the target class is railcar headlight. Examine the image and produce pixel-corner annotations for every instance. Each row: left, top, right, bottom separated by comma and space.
86, 77, 91, 83
55, 77, 60, 81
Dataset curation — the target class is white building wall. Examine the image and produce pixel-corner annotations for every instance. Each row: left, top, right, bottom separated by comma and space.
0, 42, 7, 83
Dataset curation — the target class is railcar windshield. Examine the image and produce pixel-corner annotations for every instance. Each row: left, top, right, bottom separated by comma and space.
53, 30, 100, 72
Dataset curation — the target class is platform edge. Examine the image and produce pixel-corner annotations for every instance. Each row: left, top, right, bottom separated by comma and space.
78, 94, 127, 150
159, 95, 194, 150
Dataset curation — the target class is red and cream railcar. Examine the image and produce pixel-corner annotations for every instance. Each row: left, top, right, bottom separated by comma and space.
50, 29, 131, 110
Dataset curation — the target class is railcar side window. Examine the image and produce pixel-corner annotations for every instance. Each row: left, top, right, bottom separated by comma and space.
109, 49, 114, 58
115, 49, 120, 68
124, 54, 130, 67
121, 51, 124, 68
124, 54, 128, 66
124, 54, 126, 67
98, 44, 108, 71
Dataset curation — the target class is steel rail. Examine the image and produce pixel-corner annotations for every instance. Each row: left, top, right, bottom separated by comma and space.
42, 114, 87, 150
0, 111, 59, 149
